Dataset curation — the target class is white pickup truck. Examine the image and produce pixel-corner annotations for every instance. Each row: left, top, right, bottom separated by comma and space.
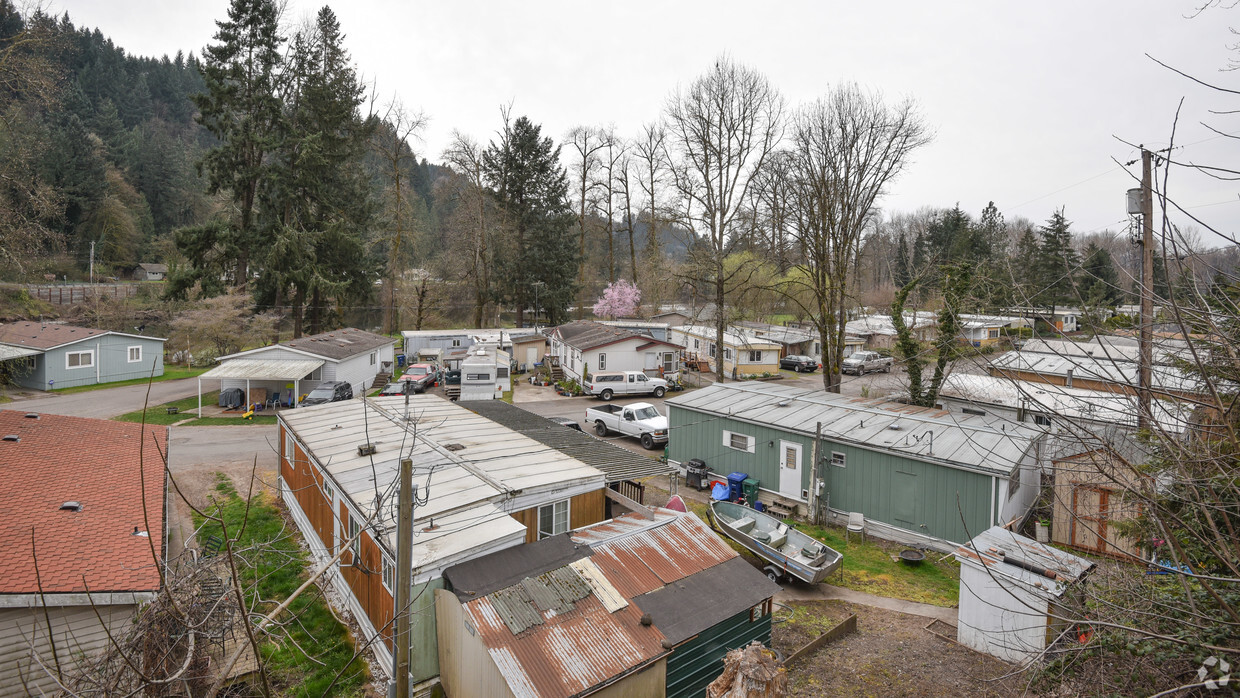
585, 402, 669, 450
840, 350, 894, 375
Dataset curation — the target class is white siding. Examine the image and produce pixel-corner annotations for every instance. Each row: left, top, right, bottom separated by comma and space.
0, 603, 137, 694
957, 564, 1049, 662
334, 346, 392, 395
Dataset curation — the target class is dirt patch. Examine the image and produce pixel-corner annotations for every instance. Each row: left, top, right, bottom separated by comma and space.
774, 600, 1023, 697
166, 456, 279, 561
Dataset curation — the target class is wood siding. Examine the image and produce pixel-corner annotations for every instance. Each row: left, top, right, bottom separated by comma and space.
0, 603, 136, 694
1051, 451, 1142, 559
510, 489, 606, 543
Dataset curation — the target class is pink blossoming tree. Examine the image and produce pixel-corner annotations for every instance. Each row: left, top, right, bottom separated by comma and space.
592, 279, 641, 318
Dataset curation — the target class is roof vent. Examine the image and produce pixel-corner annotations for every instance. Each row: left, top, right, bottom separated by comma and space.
60, 501, 82, 512
887, 424, 902, 431
444, 443, 465, 452
357, 443, 377, 456
23, 413, 39, 419
2, 435, 18, 442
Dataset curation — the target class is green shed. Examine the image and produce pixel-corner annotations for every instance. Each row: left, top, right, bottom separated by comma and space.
667, 382, 1044, 547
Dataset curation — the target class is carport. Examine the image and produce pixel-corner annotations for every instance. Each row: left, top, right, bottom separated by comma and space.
196, 358, 325, 416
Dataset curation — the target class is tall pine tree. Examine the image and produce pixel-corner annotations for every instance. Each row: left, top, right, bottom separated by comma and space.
1035, 208, 1080, 308
483, 115, 578, 325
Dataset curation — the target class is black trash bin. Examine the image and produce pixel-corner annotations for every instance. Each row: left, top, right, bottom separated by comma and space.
685, 458, 709, 491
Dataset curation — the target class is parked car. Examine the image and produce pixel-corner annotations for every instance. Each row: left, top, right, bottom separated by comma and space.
379, 380, 417, 396
840, 350, 893, 375
584, 370, 668, 401
399, 363, 438, 393
585, 402, 669, 449
301, 380, 353, 405
548, 416, 583, 432
779, 355, 820, 373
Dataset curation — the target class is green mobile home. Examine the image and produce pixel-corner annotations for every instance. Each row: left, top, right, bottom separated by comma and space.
667, 383, 1044, 548
0, 322, 165, 390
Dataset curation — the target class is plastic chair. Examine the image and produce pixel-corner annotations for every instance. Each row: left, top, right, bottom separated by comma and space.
846, 512, 866, 542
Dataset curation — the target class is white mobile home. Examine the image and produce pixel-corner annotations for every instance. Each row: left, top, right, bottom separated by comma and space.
549, 320, 682, 383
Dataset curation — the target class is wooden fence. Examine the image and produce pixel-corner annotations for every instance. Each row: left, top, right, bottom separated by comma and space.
15, 284, 139, 305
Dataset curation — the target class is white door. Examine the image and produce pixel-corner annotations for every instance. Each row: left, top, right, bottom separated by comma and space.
779, 440, 803, 500
644, 352, 658, 370
525, 347, 537, 368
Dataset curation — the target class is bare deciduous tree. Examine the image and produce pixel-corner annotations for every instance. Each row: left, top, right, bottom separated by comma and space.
372, 99, 427, 335
567, 125, 609, 318
665, 56, 785, 381
782, 84, 931, 391
442, 133, 495, 327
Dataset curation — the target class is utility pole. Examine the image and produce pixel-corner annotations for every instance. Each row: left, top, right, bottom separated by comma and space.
1138, 147, 1155, 431
89, 241, 95, 286
392, 458, 414, 697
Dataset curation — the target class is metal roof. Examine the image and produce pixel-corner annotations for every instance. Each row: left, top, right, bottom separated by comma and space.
940, 373, 1193, 434
200, 357, 325, 381
634, 556, 780, 645
672, 324, 783, 350
734, 321, 817, 346
666, 382, 1042, 476
445, 534, 591, 600
452, 509, 758, 698
955, 526, 1095, 598
0, 344, 40, 361
989, 349, 1207, 395
279, 395, 605, 580
844, 312, 937, 337
223, 328, 395, 362
1020, 337, 1192, 365
462, 401, 676, 483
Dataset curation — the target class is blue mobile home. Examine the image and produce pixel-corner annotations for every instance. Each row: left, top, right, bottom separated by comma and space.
0, 322, 165, 390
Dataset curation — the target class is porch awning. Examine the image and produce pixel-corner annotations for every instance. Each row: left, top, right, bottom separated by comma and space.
199, 358, 324, 381
0, 345, 41, 361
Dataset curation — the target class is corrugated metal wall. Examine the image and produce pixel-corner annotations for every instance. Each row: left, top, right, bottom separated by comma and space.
665, 608, 772, 698
669, 408, 996, 543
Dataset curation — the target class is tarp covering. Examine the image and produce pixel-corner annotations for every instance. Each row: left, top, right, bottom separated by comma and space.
199, 357, 323, 381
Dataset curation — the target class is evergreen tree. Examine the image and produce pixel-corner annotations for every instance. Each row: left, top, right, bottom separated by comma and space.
483, 115, 578, 325
1011, 225, 1039, 304
893, 233, 912, 288
1034, 208, 1079, 308
185, 0, 283, 292
1080, 242, 1123, 306
975, 200, 1006, 259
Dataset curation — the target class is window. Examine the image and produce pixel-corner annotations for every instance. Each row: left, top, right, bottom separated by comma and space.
724, 430, 755, 453
497, 367, 509, 378
284, 431, 294, 463
663, 353, 675, 372
724, 348, 732, 360
127, 346, 142, 363
1009, 466, 1022, 499
598, 353, 606, 370
962, 407, 986, 417
988, 328, 1000, 339
306, 366, 323, 381
348, 514, 361, 562
1033, 414, 1052, 428
831, 451, 846, 468
749, 598, 772, 622
466, 373, 490, 381
813, 342, 821, 355
628, 374, 636, 383
65, 350, 93, 369
748, 350, 761, 362
693, 338, 700, 349
369, 351, 376, 365
381, 555, 394, 591
452, 338, 462, 347
324, 480, 335, 503
538, 500, 570, 539
709, 344, 716, 358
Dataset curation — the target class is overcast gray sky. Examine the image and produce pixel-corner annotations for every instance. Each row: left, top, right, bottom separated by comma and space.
54, 1, 1240, 244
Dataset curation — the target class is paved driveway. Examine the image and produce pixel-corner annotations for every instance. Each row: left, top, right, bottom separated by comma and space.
2, 377, 203, 419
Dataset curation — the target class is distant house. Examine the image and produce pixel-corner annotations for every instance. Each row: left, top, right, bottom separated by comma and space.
650, 302, 718, 328
956, 314, 1018, 348
400, 328, 541, 358
844, 312, 937, 350
667, 382, 1044, 550
277, 395, 608, 689
1001, 306, 1087, 333
132, 263, 167, 281
0, 411, 166, 693
987, 349, 1209, 401
599, 319, 672, 342
0, 321, 165, 390
668, 324, 781, 377
549, 320, 683, 383
436, 508, 780, 698
955, 527, 1095, 663
199, 327, 394, 412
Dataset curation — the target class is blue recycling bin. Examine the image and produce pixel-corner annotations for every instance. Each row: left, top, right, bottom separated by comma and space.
396, 354, 406, 367
727, 472, 748, 502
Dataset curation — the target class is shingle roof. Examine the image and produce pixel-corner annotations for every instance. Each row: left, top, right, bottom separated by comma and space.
0, 322, 108, 350
552, 320, 679, 352
0, 411, 166, 594
278, 327, 395, 360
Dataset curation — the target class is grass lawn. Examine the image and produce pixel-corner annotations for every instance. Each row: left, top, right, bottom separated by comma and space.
675, 496, 958, 607
113, 390, 279, 426
50, 365, 210, 394
194, 476, 367, 696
